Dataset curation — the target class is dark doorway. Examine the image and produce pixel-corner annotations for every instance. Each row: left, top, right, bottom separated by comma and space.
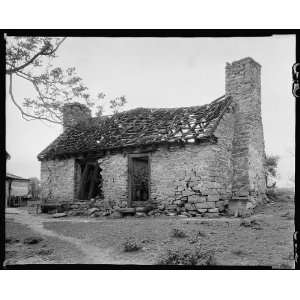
78, 161, 102, 200
128, 154, 150, 206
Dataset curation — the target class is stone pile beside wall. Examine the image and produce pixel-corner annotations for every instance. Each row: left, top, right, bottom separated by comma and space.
53, 194, 231, 218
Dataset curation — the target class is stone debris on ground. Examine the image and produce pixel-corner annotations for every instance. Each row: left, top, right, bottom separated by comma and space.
52, 212, 67, 218
87, 208, 99, 215
23, 237, 43, 245
6, 237, 20, 244
39, 193, 275, 220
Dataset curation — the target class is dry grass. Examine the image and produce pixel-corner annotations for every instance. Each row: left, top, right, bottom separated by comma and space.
157, 246, 216, 265
6, 187, 294, 266
5, 219, 84, 265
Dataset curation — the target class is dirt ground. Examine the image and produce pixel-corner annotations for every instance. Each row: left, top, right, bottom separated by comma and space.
4, 189, 295, 267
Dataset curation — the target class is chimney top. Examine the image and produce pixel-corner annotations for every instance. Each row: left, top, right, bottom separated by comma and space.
226, 57, 261, 69
62, 102, 91, 131
62, 102, 92, 113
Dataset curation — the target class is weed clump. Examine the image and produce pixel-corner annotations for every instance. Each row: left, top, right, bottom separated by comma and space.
231, 249, 247, 256
37, 248, 54, 256
123, 237, 141, 252
240, 219, 262, 230
196, 230, 206, 237
171, 228, 187, 238
158, 246, 216, 265
280, 211, 294, 220
5, 237, 20, 244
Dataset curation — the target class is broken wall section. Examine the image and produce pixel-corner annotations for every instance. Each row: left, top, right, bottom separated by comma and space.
98, 153, 128, 208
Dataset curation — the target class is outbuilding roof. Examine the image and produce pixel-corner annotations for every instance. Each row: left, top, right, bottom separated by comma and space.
6, 173, 30, 181
38, 95, 232, 161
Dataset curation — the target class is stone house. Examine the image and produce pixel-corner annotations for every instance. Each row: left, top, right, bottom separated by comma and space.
38, 57, 266, 215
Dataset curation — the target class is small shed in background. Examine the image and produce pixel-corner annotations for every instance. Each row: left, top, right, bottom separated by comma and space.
5, 173, 31, 207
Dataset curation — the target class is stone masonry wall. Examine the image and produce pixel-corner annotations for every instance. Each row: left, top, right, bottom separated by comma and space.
226, 57, 266, 211
150, 107, 235, 215
98, 153, 128, 208
40, 158, 75, 202
93, 105, 235, 215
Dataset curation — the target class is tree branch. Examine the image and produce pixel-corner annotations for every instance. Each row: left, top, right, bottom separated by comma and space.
6, 37, 67, 75
9, 74, 62, 124
32, 81, 62, 121
14, 72, 62, 122
44, 37, 67, 55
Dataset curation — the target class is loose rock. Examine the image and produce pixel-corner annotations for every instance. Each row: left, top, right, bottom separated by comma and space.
110, 211, 123, 219
52, 212, 67, 218
88, 208, 99, 215
23, 237, 43, 245
135, 212, 147, 218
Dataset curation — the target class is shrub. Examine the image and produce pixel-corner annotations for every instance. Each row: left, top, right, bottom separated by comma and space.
196, 230, 206, 237
281, 211, 294, 220
123, 237, 141, 252
240, 219, 262, 230
188, 237, 198, 244
171, 228, 187, 238
157, 246, 216, 265
5, 237, 20, 244
231, 249, 247, 256
37, 248, 54, 256
266, 188, 278, 201
278, 263, 293, 269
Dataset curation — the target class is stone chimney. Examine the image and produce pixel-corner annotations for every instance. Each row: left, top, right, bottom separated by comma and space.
225, 57, 266, 210
62, 102, 92, 131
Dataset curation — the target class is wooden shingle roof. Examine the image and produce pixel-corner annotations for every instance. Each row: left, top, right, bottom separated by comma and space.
38, 95, 232, 161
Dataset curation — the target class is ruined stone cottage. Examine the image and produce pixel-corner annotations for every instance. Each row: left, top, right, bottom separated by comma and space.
38, 57, 266, 216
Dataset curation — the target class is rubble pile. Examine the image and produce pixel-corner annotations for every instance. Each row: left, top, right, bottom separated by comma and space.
44, 194, 230, 219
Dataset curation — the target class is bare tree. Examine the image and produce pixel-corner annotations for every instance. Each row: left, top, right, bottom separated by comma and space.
6, 36, 126, 124
28, 177, 41, 200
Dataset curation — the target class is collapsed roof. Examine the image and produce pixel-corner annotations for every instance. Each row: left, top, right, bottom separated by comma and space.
38, 95, 232, 161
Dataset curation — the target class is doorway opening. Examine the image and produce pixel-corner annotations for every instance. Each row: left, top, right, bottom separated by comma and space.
128, 154, 150, 207
77, 161, 102, 200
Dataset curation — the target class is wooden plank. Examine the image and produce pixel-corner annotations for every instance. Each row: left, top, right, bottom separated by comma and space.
78, 164, 90, 200
128, 153, 151, 207
128, 155, 133, 207
87, 164, 99, 199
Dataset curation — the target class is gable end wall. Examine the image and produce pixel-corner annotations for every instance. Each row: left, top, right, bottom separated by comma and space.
149, 108, 235, 213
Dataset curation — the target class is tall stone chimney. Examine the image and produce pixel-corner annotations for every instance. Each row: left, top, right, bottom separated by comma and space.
62, 102, 92, 131
225, 57, 266, 211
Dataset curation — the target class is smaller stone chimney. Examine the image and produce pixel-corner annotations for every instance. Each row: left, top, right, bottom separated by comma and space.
62, 102, 91, 131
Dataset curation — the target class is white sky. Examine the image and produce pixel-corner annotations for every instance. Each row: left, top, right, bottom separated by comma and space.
6, 35, 295, 187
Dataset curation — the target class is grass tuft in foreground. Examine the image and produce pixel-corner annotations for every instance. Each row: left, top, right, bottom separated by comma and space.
171, 228, 187, 238
123, 237, 142, 252
157, 246, 216, 265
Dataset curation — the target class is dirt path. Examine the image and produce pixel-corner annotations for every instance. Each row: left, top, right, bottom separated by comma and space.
6, 208, 133, 264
